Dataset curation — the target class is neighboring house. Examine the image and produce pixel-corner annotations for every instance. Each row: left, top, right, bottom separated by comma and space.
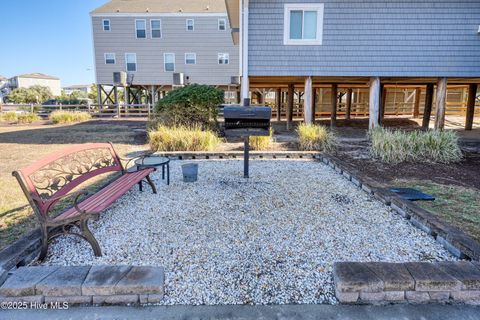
91, 0, 239, 105
0, 76, 8, 104
225, 0, 480, 130
8, 73, 61, 96
63, 84, 92, 95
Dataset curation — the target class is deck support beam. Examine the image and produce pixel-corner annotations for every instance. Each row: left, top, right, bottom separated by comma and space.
465, 84, 478, 130
287, 84, 294, 130
346, 88, 352, 120
331, 84, 338, 127
422, 84, 434, 130
276, 88, 282, 122
369, 77, 381, 129
312, 88, 317, 123
379, 85, 386, 125
434, 77, 448, 131
96, 84, 102, 106
304, 77, 313, 124
413, 87, 421, 118
114, 86, 119, 117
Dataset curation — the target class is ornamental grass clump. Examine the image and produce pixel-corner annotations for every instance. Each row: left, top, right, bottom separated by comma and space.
0, 111, 18, 122
249, 128, 274, 150
369, 127, 462, 164
149, 125, 221, 152
297, 123, 336, 152
49, 110, 92, 124
17, 112, 40, 124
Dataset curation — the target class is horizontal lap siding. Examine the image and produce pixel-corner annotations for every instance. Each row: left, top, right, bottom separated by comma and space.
249, 0, 480, 77
92, 16, 239, 85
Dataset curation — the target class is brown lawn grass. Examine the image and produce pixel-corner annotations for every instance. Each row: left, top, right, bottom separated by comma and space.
393, 179, 480, 243
0, 120, 146, 249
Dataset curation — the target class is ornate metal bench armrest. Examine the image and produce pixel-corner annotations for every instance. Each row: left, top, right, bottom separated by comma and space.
118, 152, 154, 172
31, 191, 90, 216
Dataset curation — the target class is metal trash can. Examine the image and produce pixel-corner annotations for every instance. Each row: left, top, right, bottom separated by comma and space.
182, 163, 198, 182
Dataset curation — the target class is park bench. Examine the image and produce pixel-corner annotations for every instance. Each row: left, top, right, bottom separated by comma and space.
12, 143, 157, 261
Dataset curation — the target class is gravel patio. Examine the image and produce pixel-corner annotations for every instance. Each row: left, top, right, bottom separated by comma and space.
43, 160, 456, 305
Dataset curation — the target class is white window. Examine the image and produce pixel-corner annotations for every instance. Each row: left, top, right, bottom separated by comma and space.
284, 4, 324, 45
186, 19, 194, 31
164, 53, 175, 71
151, 19, 161, 38
104, 53, 116, 64
102, 19, 110, 31
218, 53, 229, 65
135, 19, 146, 38
125, 53, 137, 72
218, 18, 226, 31
185, 53, 196, 65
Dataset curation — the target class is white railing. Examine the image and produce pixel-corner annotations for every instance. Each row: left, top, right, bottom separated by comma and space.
0, 103, 155, 118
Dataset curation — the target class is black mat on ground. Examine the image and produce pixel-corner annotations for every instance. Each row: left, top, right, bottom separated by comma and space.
389, 188, 435, 201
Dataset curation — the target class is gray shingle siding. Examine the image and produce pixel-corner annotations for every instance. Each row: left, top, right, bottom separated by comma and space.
92, 15, 238, 85
248, 0, 480, 77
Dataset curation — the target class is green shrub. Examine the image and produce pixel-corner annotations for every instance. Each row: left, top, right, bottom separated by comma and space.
49, 111, 92, 124
17, 113, 40, 124
0, 111, 18, 122
155, 84, 224, 127
249, 128, 274, 150
149, 124, 222, 151
369, 127, 462, 164
297, 123, 336, 152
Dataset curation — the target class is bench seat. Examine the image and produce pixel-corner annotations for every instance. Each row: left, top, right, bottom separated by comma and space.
53, 168, 155, 222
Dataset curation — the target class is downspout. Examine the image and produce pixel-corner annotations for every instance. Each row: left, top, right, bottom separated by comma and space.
240, 0, 250, 106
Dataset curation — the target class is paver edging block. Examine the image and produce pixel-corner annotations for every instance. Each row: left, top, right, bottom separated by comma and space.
36, 266, 91, 296
82, 265, 132, 295
334, 261, 480, 305
0, 266, 58, 297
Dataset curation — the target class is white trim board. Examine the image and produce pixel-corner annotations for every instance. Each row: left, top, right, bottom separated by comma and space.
91, 13, 227, 17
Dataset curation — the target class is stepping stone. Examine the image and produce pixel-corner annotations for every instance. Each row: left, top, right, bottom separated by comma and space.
36, 266, 90, 296
82, 266, 132, 295
333, 262, 383, 293
0, 266, 58, 296
435, 261, 480, 290
115, 266, 164, 295
404, 262, 462, 291
365, 262, 415, 291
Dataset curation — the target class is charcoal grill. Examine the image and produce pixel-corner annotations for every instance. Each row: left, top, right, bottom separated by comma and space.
224, 105, 271, 178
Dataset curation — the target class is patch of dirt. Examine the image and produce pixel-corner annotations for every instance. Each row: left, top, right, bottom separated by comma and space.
345, 153, 480, 190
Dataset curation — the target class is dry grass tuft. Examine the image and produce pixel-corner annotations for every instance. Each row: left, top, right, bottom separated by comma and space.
49, 110, 92, 124
369, 127, 462, 164
249, 128, 274, 151
297, 123, 336, 152
149, 125, 221, 152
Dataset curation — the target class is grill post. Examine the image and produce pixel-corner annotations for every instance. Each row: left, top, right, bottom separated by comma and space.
244, 136, 249, 178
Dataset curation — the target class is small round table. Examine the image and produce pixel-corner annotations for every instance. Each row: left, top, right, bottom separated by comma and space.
135, 156, 170, 187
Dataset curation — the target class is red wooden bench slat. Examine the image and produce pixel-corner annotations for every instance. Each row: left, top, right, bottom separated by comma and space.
53, 168, 154, 222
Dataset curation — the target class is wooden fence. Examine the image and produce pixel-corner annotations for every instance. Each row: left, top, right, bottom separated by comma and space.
0, 103, 155, 118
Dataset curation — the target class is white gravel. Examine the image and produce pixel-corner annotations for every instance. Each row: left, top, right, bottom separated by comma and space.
43, 159, 456, 305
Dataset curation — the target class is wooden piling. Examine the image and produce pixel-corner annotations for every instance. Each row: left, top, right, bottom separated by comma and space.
434, 77, 448, 131
331, 84, 338, 127
465, 84, 478, 130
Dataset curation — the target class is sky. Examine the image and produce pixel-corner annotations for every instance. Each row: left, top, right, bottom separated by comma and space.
0, 0, 109, 86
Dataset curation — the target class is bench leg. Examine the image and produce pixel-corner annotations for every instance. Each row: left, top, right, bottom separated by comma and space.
38, 225, 49, 261
80, 219, 102, 257
145, 175, 157, 194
